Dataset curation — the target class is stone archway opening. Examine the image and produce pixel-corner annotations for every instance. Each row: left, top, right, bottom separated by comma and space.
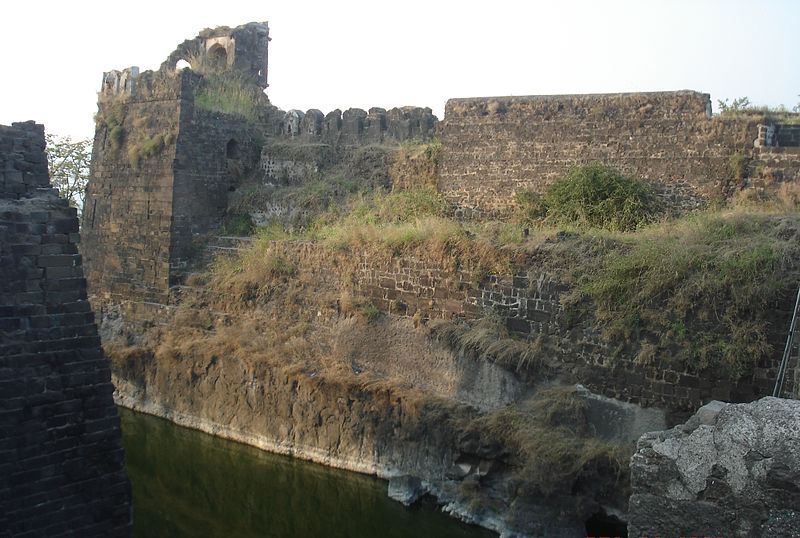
175, 59, 191, 71
226, 139, 239, 159
208, 44, 228, 69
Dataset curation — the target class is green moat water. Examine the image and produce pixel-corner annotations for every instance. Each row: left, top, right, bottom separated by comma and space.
120, 408, 496, 538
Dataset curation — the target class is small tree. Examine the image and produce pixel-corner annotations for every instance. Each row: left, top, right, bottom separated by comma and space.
716, 96, 751, 113
45, 134, 92, 215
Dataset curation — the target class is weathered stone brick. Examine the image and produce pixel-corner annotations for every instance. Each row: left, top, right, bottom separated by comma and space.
0, 121, 131, 535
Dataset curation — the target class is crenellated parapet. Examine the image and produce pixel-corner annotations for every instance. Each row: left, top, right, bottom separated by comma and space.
277, 106, 438, 144
101, 66, 140, 98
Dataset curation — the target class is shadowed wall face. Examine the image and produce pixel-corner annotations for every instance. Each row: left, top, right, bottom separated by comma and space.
0, 121, 131, 536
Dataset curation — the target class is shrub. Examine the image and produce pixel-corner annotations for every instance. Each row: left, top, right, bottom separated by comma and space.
430, 316, 546, 372
356, 302, 380, 323
468, 388, 629, 499
729, 151, 749, 180
127, 134, 167, 169
537, 164, 660, 231
221, 213, 255, 236
109, 126, 124, 151
423, 138, 442, 165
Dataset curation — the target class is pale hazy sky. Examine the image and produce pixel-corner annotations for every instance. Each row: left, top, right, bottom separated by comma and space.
2, 0, 798, 140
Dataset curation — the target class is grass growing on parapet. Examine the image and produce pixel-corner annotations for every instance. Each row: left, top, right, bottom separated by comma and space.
569, 208, 800, 378
194, 72, 263, 122
516, 164, 661, 231
717, 96, 800, 123
127, 133, 172, 169
430, 317, 548, 372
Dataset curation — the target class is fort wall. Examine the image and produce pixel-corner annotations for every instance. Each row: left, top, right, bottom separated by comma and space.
256, 241, 793, 412
0, 121, 131, 536
438, 91, 799, 217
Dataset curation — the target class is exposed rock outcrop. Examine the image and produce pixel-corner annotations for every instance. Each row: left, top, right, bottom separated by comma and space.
628, 397, 800, 537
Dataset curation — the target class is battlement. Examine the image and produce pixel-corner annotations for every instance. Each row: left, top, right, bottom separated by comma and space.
445, 90, 713, 121
279, 106, 437, 144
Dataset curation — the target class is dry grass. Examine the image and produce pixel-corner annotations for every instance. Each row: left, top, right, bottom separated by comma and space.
429, 317, 549, 373
568, 206, 800, 378
466, 387, 630, 500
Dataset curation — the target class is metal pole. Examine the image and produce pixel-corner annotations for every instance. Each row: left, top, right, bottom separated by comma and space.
773, 286, 800, 398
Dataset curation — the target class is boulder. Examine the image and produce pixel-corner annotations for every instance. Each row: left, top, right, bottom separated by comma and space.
388, 475, 426, 506
628, 397, 800, 537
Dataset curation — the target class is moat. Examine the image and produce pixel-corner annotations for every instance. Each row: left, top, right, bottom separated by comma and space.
119, 408, 495, 538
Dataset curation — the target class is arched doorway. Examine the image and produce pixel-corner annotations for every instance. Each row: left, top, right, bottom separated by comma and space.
226, 139, 239, 159
208, 44, 228, 69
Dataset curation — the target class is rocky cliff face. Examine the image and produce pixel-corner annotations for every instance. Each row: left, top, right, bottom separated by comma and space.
107, 304, 647, 537
628, 397, 800, 537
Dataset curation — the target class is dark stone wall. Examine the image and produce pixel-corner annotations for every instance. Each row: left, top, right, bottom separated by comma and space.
0, 121, 131, 536
438, 91, 770, 217
170, 102, 264, 267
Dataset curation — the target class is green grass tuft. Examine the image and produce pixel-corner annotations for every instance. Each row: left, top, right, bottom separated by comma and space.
194, 72, 263, 122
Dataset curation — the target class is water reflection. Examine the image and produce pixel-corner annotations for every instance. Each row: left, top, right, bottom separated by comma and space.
120, 408, 495, 538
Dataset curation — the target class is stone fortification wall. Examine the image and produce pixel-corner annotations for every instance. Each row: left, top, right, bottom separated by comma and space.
82, 71, 182, 307
237, 241, 790, 413
258, 106, 437, 185
277, 106, 437, 145
437, 90, 788, 217
0, 121, 131, 536
354, 252, 788, 411
170, 91, 268, 266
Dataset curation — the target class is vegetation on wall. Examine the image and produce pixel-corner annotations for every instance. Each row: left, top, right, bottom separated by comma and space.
568, 207, 800, 379
194, 72, 264, 122
95, 101, 126, 152
429, 316, 546, 372
516, 164, 661, 231
127, 133, 174, 169
214, 141, 799, 382
717, 95, 800, 123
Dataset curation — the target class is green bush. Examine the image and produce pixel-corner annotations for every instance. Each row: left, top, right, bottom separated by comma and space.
523, 164, 660, 231
109, 126, 124, 151
357, 302, 380, 323
221, 213, 255, 236
729, 151, 749, 180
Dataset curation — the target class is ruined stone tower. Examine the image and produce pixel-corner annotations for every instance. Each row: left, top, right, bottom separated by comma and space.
82, 22, 275, 312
